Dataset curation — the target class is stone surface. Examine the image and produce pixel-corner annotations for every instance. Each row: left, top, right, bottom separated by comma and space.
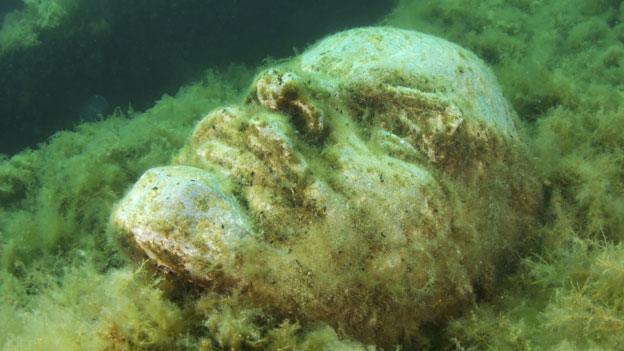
112, 27, 542, 346
112, 166, 252, 282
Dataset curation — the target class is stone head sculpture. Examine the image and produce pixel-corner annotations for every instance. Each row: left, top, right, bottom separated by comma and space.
112, 27, 541, 346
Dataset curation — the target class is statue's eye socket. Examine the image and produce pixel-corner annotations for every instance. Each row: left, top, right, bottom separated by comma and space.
253, 70, 327, 140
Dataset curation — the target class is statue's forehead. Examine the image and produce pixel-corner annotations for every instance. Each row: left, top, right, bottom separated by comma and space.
297, 27, 518, 137
300, 28, 468, 80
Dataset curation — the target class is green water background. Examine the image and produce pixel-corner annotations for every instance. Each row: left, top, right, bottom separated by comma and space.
0, 0, 395, 155
1, 0, 624, 349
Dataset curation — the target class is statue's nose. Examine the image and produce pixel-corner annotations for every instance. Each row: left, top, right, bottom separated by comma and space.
112, 165, 251, 282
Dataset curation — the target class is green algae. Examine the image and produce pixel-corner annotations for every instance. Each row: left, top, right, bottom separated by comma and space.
0, 64, 373, 350
0, 0, 78, 53
1, 0, 624, 350
384, 0, 624, 349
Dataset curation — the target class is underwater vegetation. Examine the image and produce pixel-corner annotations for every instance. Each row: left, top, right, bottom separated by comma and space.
0, 0, 77, 53
386, 0, 624, 349
1, 0, 624, 350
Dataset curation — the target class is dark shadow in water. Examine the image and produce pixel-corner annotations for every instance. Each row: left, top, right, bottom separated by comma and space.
0, 0, 397, 155
0, 0, 22, 25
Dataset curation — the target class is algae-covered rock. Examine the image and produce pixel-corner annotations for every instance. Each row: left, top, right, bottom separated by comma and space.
112, 27, 542, 346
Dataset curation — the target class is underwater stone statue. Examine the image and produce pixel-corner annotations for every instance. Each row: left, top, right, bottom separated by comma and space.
112, 27, 542, 346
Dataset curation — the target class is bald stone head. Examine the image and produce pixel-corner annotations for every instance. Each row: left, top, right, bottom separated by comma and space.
112, 27, 541, 346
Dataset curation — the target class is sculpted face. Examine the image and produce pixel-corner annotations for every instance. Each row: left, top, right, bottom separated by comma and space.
112, 27, 541, 345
